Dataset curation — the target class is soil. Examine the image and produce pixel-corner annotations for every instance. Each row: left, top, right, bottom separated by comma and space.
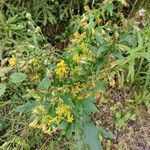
92, 86, 150, 150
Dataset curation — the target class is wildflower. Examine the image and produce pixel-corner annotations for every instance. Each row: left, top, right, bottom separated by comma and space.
71, 86, 80, 96
72, 32, 86, 43
29, 120, 39, 128
73, 54, 81, 63
1, 76, 7, 81
81, 16, 88, 26
138, 9, 146, 17
74, 32, 80, 38
56, 104, 71, 116
31, 58, 39, 67
66, 113, 74, 123
26, 13, 32, 19
56, 104, 73, 123
33, 105, 46, 114
109, 78, 115, 87
84, 5, 90, 12
33, 74, 40, 81
8, 56, 16, 67
80, 43, 88, 52
55, 60, 68, 78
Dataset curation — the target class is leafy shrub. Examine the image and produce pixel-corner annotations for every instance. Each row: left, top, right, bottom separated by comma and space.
0, 0, 150, 149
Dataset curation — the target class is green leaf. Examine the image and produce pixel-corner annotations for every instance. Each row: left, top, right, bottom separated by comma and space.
89, 45, 97, 52
83, 97, 98, 113
15, 102, 36, 113
83, 122, 102, 150
99, 127, 116, 139
0, 83, 6, 97
106, 3, 114, 16
112, 51, 124, 59
10, 72, 27, 84
38, 77, 51, 89
95, 81, 105, 91
127, 60, 135, 82
48, 63, 57, 69
95, 33, 105, 45
97, 45, 106, 55
66, 123, 74, 140
60, 93, 75, 107
120, 32, 136, 46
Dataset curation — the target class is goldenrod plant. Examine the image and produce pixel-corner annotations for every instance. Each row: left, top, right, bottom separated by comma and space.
0, 0, 150, 149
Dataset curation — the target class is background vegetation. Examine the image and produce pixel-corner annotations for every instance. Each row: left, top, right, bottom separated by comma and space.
0, 0, 150, 149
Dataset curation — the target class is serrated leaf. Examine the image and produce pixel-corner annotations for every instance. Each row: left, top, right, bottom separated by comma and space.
95, 33, 105, 45
83, 122, 102, 150
38, 77, 51, 89
83, 97, 98, 113
10, 72, 27, 84
60, 93, 75, 107
0, 83, 6, 97
89, 45, 97, 52
107, 3, 114, 16
15, 102, 36, 113
112, 50, 124, 59
120, 32, 136, 46
97, 45, 106, 55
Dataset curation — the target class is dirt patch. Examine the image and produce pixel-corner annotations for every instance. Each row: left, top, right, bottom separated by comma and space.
92, 87, 150, 150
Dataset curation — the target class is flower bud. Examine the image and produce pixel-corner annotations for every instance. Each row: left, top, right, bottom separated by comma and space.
26, 13, 32, 19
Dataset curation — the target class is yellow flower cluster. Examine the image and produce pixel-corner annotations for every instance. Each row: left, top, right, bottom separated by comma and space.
71, 82, 93, 101
29, 117, 52, 134
73, 54, 81, 63
55, 60, 68, 78
77, 92, 92, 101
71, 86, 80, 96
56, 104, 74, 123
84, 5, 90, 12
31, 74, 40, 83
29, 104, 74, 134
9, 56, 16, 67
80, 16, 88, 27
80, 43, 88, 53
31, 58, 40, 67
72, 32, 86, 43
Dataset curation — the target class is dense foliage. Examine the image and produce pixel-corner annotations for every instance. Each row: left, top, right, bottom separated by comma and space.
0, 0, 150, 149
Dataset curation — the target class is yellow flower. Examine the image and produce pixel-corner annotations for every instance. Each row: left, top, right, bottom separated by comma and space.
80, 43, 88, 52
31, 74, 40, 82
55, 60, 68, 78
74, 32, 80, 38
81, 16, 88, 26
66, 113, 74, 123
31, 58, 39, 67
33, 105, 46, 114
56, 104, 71, 116
84, 5, 90, 12
71, 86, 80, 96
9, 56, 16, 67
72, 32, 87, 43
56, 104, 73, 123
29, 120, 39, 128
73, 55, 81, 63
56, 60, 66, 67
